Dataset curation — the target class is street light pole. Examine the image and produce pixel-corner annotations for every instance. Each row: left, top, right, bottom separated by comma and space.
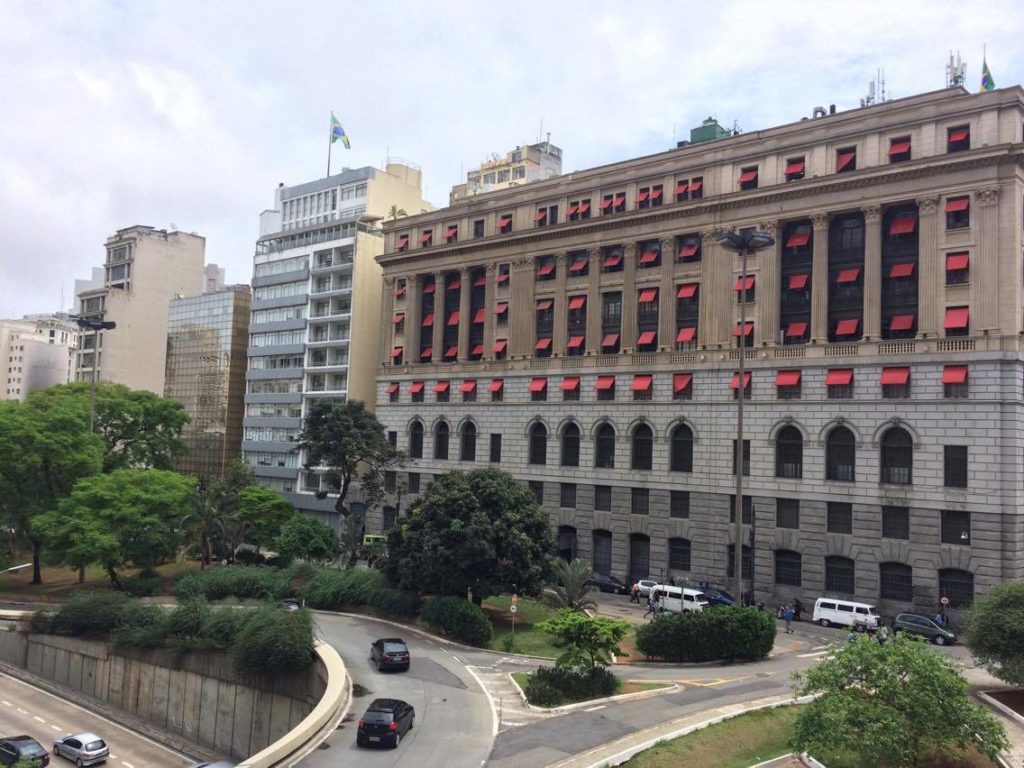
73, 317, 116, 432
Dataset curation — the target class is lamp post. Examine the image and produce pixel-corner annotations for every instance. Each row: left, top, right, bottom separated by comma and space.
715, 228, 775, 603
73, 317, 117, 432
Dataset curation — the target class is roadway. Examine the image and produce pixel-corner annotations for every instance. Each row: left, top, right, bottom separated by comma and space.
0, 672, 193, 768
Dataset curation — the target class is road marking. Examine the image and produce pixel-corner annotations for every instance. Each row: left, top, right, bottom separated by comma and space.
122, 762, 135, 768
813, 644, 831, 651
583, 705, 605, 712
33, 715, 45, 722
451, 655, 461, 663
463, 665, 500, 738
797, 650, 830, 658
17, 707, 27, 713
51, 726, 62, 731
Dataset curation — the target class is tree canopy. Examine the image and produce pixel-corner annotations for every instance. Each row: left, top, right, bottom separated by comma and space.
275, 515, 340, 565
537, 610, 629, 672
383, 468, 554, 601
791, 634, 1007, 767
965, 581, 1024, 686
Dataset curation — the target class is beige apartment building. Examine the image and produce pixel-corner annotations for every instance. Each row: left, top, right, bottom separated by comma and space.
1, 313, 79, 400
374, 85, 1024, 617
450, 140, 563, 203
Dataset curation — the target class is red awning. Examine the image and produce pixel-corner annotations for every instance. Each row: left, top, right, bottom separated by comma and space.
560, 376, 580, 391
836, 150, 855, 171
785, 160, 805, 175
409, 381, 424, 394
537, 263, 555, 276
944, 307, 969, 329
890, 218, 917, 235
785, 322, 808, 338
471, 343, 483, 356
493, 339, 507, 353
604, 253, 623, 268
738, 169, 758, 183
836, 268, 860, 283
420, 347, 432, 359
734, 275, 755, 291
945, 197, 970, 212
445, 345, 458, 358
639, 250, 659, 264
497, 217, 511, 227
496, 271, 509, 283
536, 299, 553, 311
447, 311, 460, 326
613, 194, 625, 206
638, 288, 658, 303
825, 369, 853, 386
637, 331, 657, 346
679, 242, 700, 257
433, 381, 450, 393
601, 333, 619, 347
942, 365, 968, 384
566, 204, 579, 215
835, 318, 859, 336
786, 230, 811, 248
689, 179, 703, 192
732, 322, 754, 337
881, 367, 910, 385
394, 286, 406, 298
676, 326, 696, 343
567, 335, 585, 349
494, 303, 508, 315
535, 337, 552, 350
890, 314, 915, 331
600, 197, 614, 209
889, 263, 915, 278
946, 252, 970, 271
888, 140, 911, 155
677, 283, 698, 298
535, 210, 547, 221
676, 181, 689, 195
418, 232, 433, 244
447, 279, 461, 291
386, 382, 399, 394
393, 313, 404, 324
473, 308, 485, 323
631, 374, 653, 391
422, 282, 436, 294
568, 296, 586, 310
596, 376, 615, 390
422, 312, 434, 327
776, 370, 801, 386
473, 276, 487, 287
396, 235, 409, 248
730, 372, 751, 389
636, 190, 650, 203
529, 377, 547, 392
788, 274, 809, 290
578, 202, 590, 214
445, 226, 458, 238
673, 373, 692, 392
948, 128, 969, 142
570, 259, 587, 272
459, 380, 477, 393
650, 188, 663, 199
488, 378, 504, 393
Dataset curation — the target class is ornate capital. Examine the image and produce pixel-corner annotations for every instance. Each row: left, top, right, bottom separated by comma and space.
977, 187, 1000, 206
811, 214, 829, 231
624, 243, 636, 257
916, 196, 940, 216
512, 258, 534, 272
383, 277, 395, 288
460, 267, 471, 278
660, 236, 676, 252
700, 228, 724, 242
759, 221, 779, 237
861, 205, 881, 223
587, 246, 601, 259
554, 252, 568, 266
484, 263, 496, 275
406, 274, 419, 287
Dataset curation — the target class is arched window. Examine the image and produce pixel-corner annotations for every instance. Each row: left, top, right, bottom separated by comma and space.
668, 538, 691, 572
631, 424, 653, 470
774, 549, 802, 586
561, 423, 580, 467
460, 422, 476, 462
595, 423, 616, 468
592, 529, 612, 575
879, 562, 913, 602
880, 426, 913, 485
670, 424, 693, 472
433, 422, 449, 460
775, 425, 803, 479
825, 556, 855, 594
939, 568, 974, 608
409, 421, 423, 459
528, 422, 547, 465
825, 425, 856, 481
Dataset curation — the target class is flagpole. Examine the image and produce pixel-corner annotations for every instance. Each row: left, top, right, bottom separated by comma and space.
327, 113, 332, 178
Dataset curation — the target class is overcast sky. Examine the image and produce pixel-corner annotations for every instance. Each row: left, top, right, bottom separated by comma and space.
1, 0, 1022, 318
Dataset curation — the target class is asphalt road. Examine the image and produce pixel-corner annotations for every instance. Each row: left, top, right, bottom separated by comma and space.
0, 672, 193, 768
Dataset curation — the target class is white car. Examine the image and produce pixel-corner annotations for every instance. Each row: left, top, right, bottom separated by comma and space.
636, 579, 659, 597
53, 732, 109, 766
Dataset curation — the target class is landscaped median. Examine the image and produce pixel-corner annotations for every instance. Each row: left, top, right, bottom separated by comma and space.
510, 671, 672, 710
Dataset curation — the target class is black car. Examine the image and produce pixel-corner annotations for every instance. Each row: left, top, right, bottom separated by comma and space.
892, 613, 957, 645
370, 638, 410, 671
700, 587, 736, 607
587, 572, 629, 595
356, 698, 415, 748
0, 735, 49, 766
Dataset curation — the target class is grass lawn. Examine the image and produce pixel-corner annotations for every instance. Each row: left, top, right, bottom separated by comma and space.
0, 558, 200, 600
482, 595, 562, 658
510, 671, 669, 708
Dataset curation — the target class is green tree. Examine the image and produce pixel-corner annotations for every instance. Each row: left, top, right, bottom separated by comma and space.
965, 581, 1024, 686
385, 204, 408, 222
275, 515, 340, 565
791, 634, 1007, 767
543, 558, 597, 612
35, 469, 194, 588
537, 610, 629, 672
236, 484, 295, 549
298, 400, 402, 518
383, 468, 554, 602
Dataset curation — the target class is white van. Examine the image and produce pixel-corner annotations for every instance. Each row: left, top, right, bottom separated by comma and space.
655, 585, 709, 614
812, 597, 880, 631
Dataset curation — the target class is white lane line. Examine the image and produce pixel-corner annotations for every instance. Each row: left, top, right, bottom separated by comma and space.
122, 762, 136, 768
797, 650, 830, 658
33, 715, 45, 722
583, 705, 605, 712
16, 707, 27, 713
51, 725, 62, 731
463, 665, 500, 738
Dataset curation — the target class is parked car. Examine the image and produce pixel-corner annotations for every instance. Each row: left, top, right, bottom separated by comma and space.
52, 733, 108, 766
655, 585, 709, 614
892, 613, 957, 645
356, 698, 415, 748
587, 572, 629, 595
370, 638, 410, 671
0, 735, 49, 766
812, 597, 880, 631
635, 579, 659, 597
700, 587, 736, 607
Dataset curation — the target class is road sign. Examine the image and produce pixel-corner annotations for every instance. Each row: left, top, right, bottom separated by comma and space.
511, 594, 518, 604
940, 596, 949, 606
510, 604, 518, 614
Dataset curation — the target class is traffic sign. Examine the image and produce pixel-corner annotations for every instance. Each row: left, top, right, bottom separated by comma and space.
940, 596, 949, 606
511, 594, 518, 604
510, 604, 518, 614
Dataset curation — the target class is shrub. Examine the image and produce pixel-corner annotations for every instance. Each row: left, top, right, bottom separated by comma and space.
635, 606, 775, 662
524, 675, 561, 707
421, 596, 493, 646
175, 566, 291, 601
366, 586, 420, 617
33, 591, 129, 638
301, 568, 386, 609
233, 605, 314, 676
109, 602, 169, 647
121, 574, 163, 597
234, 549, 266, 566
523, 665, 618, 706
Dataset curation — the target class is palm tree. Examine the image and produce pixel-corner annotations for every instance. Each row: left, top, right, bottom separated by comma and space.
385, 205, 408, 222
543, 558, 597, 611
180, 484, 223, 569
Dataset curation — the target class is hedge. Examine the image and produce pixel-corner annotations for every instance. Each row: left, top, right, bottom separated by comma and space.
420, 596, 493, 646
524, 666, 618, 707
635, 606, 776, 662
175, 565, 292, 601
299, 567, 419, 617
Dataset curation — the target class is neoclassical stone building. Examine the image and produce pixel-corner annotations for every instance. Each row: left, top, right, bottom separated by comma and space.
372, 85, 1024, 617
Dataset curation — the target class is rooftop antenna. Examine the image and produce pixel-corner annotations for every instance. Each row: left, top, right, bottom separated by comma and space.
881, 67, 888, 102
945, 50, 966, 88
538, 118, 543, 145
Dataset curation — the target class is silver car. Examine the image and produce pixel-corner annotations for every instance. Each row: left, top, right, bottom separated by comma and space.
53, 732, 108, 766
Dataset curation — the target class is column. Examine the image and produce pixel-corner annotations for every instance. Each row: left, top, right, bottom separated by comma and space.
809, 214, 830, 343
381, 277, 396, 366
405, 275, 421, 360
552, 253, 568, 355
861, 205, 882, 340
621, 243, 638, 352
976, 188, 1001, 332
457, 267, 472, 359
482, 264, 496, 360
658, 237, 675, 350
756, 221, 780, 346
698, 229, 726, 347
431, 271, 444, 360
510, 258, 535, 358
585, 247, 601, 354
915, 197, 940, 338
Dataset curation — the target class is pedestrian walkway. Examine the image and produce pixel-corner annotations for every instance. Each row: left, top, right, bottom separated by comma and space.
962, 665, 1024, 768
465, 655, 552, 730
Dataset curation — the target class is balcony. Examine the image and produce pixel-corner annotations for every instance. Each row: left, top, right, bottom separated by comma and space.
311, 255, 354, 273
310, 280, 352, 297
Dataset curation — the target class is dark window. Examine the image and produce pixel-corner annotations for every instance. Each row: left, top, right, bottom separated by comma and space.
632, 424, 653, 470
409, 422, 423, 458
836, 146, 857, 173
882, 506, 910, 540
774, 550, 802, 586
739, 166, 759, 190
561, 424, 581, 467
882, 378, 910, 399
670, 490, 690, 518
670, 424, 693, 472
776, 498, 800, 529
460, 423, 477, 462
434, 422, 449, 460
827, 502, 853, 534
389, 383, 399, 403
947, 126, 970, 153
384, 471, 396, 493
668, 538, 691, 571
944, 445, 968, 488
726, 544, 752, 579
879, 562, 913, 601
828, 382, 854, 399
631, 487, 650, 515
939, 568, 974, 608
597, 378, 616, 401
491, 380, 504, 401
784, 156, 805, 182
732, 439, 750, 476
941, 510, 971, 545
593, 529, 612, 574
498, 214, 512, 234
946, 252, 969, 286
489, 433, 502, 463
690, 177, 703, 199
435, 384, 449, 403
529, 480, 544, 504
595, 485, 612, 512
825, 556, 855, 594
407, 472, 420, 494
775, 426, 803, 478
528, 423, 547, 465
880, 427, 913, 485
388, 431, 397, 449
473, 219, 484, 238
563, 380, 580, 400
729, 495, 753, 524
946, 197, 970, 230
411, 384, 424, 403
888, 136, 911, 164
826, 426, 856, 481
595, 423, 616, 468
560, 483, 577, 509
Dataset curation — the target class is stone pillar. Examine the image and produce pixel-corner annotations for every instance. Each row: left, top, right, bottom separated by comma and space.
552, 253, 568, 355
482, 264, 496, 360
810, 214, 830, 343
976, 188, 1001, 332
658, 237, 675, 350
756, 221, 780, 346
698, 229, 726, 347
510, 258, 536, 358
381, 277, 396, 366
585, 247, 602, 354
405, 275, 421, 359
915, 197, 940, 338
431, 271, 444, 360
457, 267, 472, 359
861, 205, 882, 340
621, 243, 638, 352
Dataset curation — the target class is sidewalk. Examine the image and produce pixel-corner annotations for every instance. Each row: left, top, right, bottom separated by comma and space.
963, 665, 1024, 768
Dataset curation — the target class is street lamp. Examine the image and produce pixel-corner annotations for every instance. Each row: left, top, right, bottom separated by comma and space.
73, 317, 117, 432
715, 227, 775, 603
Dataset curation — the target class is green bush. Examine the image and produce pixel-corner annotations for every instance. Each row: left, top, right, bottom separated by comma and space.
299, 567, 417, 616
234, 549, 266, 566
233, 605, 314, 676
109, 602, 169, 647
121, 574, 163, 597
421, 596, 493, 646
175, 566, 291, 601
523, 665, 618, 706
635, 606, 775, 662
32, 591, 129, 638
524, 675, 561, 707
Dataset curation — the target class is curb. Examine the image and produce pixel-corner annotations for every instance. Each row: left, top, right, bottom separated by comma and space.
506, 671, 679, 713
976, 690, 1023, 768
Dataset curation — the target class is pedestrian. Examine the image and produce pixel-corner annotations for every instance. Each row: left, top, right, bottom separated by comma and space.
643, 596, 654, 618
630, 582, 640, 603
783, 604, 795, 634
876, 625, 890, 645
934, 612, 944, 626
